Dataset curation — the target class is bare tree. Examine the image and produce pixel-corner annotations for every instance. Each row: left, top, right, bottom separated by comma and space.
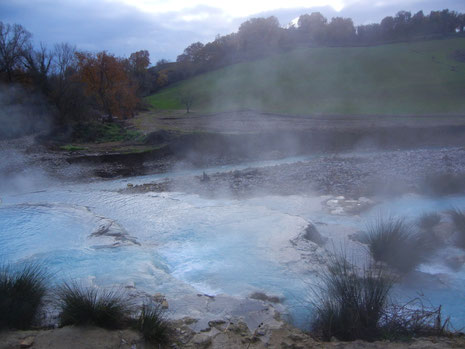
49, 43, 87, 124
53, 43, 76, 79
0, 22, 32, 82
23, 43, 53, 73
178, 90, 195, 113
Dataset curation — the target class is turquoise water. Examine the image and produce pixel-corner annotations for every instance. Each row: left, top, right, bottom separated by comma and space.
0, 181, 314, 325
1, 169, 465, 328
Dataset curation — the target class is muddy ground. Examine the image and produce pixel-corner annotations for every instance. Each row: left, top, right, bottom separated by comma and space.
2, 111, 465, 192
2, 323, 465, 349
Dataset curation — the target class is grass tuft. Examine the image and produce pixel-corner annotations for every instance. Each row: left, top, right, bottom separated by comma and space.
364, 217, 429, 273
59, 144, 88, 152
0, 263, 48, 330
417, 212, 442, 231
135, 303, 171, 345
448, 208, 465, 249
71, 122, 145, 143
311, 256, 394, 341
423, 173, 465, 196
57, 283, 131, 329
311, 256, 452, 342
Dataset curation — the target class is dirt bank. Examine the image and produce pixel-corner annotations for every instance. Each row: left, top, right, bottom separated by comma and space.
2, 111, 464, 185
2, 324, 464, 349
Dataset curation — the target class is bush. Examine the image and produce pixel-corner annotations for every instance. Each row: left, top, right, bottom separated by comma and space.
364, 217, 429, 273
311, 257, 451, 342
381, 299, 451, 340
0, 263, 48, 329
417, 212, 441, 231
311, 256, 394, 341
422, 173, 465, 196
136, 303, 170, 345
57, 283, 131, 329
448, 208, 465, 249
71, 122, 144, 143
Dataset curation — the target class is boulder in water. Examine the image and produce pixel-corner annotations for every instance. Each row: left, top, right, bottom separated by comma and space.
303, 223, 327, 246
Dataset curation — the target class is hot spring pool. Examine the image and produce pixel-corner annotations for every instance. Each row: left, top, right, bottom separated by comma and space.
1, 168, 465, 329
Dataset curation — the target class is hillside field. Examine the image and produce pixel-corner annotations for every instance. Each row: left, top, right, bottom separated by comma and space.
146, 38, 465, 115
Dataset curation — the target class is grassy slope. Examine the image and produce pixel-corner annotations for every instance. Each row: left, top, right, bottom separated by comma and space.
147, 38, 465, 115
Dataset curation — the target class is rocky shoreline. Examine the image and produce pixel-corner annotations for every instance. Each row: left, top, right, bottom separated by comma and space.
2, 321, 465, 348
123, 146, 465, 199
3, 130, 465, 199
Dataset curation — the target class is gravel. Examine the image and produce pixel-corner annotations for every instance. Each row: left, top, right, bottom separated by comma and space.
124, 147, 465, 199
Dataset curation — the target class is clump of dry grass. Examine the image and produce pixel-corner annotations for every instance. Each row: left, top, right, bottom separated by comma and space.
364, 217, 429, 273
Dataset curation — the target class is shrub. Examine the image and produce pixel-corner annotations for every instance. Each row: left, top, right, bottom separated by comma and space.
448, 208, 465, 249
422, 173, 465, 196
136, 303, 171, 345
381, 299, 451, 340
57, 283, 131, 329
416, 212, 443, 249
311, 256, 394, 341
311, 257, 451, 342
364, 217, 429, 273
0, 263, 48, 329
71, 122, 144, 143
59, 144, 88, 152
417, 212, 441, 232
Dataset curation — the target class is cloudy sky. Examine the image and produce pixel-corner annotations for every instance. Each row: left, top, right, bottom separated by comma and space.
1, 0, 464, 63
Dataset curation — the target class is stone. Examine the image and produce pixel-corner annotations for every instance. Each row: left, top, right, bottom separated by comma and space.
330, 207, 345, 215
183, 317, 198, 325
288, 333, 306, 342
161, 299, 169, 309
208, 320, 227, 331
302, 223, 327, 246
20, 336, 35, 348
326, 199, 339, 207
192, 333, 212, 348
153, 293, 165, 301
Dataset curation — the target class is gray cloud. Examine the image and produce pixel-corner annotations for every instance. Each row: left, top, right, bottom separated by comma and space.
0, 0, 464, 63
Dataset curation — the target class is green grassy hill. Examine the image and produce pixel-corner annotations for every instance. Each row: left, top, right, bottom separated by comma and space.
147, 38, 465, 115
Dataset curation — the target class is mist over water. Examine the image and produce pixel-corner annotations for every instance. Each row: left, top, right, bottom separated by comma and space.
1, 158, 465, 328
0, 84, 52, 139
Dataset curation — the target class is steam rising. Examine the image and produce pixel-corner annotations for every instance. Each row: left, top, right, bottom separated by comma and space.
0, 84, 52, 140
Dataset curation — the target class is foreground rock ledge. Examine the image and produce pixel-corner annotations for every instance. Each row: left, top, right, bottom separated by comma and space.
1, 324, 465, 349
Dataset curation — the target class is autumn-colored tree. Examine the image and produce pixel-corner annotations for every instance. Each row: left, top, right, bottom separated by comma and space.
128, 50, 150, 71
76, 51, 138, 119
155, 69, 169, 88
125, 50, 152, 96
